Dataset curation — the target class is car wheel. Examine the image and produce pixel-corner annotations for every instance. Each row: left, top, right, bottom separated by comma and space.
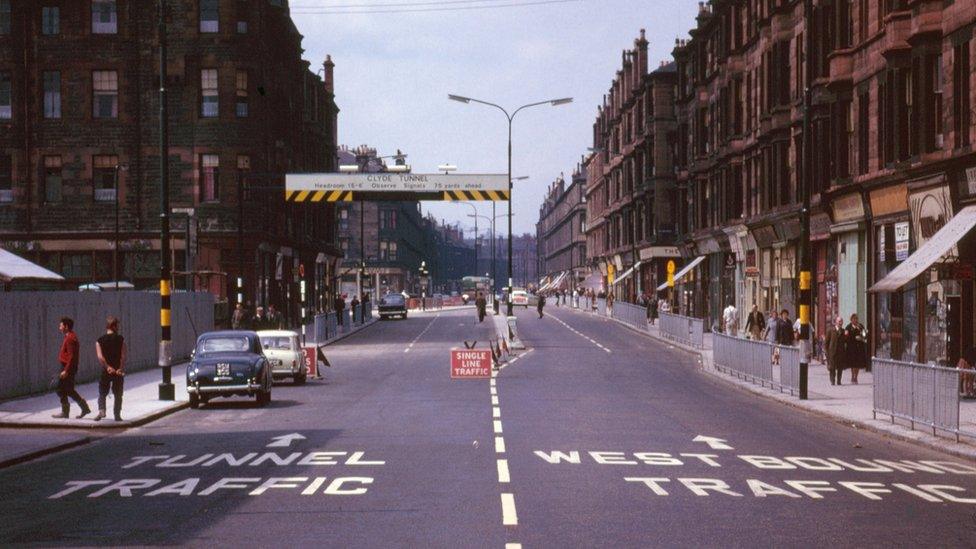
295, 373, 307, 385
189, 393, 200, 409
256, 390, 271, 407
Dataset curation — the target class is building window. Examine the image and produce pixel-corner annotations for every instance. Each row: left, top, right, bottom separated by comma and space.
237, 20, 247, 33
380, 209, 397, 230
379, 240, 397, 261
201, 69, 218, 118
953, 41, 971, 149
200, 0, 219, 33
0, 0, 9, 35
43, 71, 61, 119
200, 154, 219, 202
338, 207, 349, 230
0, 154, 11, 202
92, 70, 118, 118
857, 89, 869, 174
93, 155, 118, 202
236, 70, 248, 117
91, 0, 117, 34
42, 6, 60, 35
236, 1, 248, 33
44, 155, 62, 203
0, 72, 10, 119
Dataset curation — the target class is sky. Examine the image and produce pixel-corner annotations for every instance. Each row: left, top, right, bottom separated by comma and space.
291, 0, 699, 236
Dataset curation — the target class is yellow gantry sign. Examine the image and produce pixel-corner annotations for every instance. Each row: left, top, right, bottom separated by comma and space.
284, 173, 511, 202
285, 190, 355, 203
442, 190, 510, 201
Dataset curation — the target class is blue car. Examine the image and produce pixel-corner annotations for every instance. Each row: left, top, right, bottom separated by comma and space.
186, 331, 272, 408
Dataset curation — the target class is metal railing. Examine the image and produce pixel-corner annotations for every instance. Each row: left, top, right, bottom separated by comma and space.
711, 333, 801, 395
611, 301, 649, 331
872, 357, 972, 441
659, 311, 704, 348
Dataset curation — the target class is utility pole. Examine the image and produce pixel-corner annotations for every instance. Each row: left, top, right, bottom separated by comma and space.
798, 0, 814, 400
237, 170, 244, 306
157, 0, 174, 401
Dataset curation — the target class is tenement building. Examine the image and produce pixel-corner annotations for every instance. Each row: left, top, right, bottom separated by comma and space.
670, 0, 976, 365
536, 165, 588, 294
0, 0, 341, 324
585, 29, 679, 302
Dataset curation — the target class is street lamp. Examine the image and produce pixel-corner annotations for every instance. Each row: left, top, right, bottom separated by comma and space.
588, 146, 640, 303
448, 94, 572, 316
113, 163, 128, 290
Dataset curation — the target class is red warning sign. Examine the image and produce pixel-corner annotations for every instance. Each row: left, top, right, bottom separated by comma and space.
450, 349, 492, 379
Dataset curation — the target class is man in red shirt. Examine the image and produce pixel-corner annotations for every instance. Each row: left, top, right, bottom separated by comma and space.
53, 317, 91, 419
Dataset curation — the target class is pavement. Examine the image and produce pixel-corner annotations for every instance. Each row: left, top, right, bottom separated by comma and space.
3, 305, 976, 546
0, 315, 379, 460
566, 303, 976, 460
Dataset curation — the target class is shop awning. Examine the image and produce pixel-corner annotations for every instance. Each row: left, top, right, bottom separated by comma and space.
656, 256, 705, 291
0, 249, 65, 283
869, 205, 976, 293
612, 261, 641, 285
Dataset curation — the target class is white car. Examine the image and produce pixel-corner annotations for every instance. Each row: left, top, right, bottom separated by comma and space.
257, 330, 308, 384
512, 290, 529, 307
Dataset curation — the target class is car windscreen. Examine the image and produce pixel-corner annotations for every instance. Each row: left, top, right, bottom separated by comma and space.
380, 295, 404, 305
198, 336, 251, 354
260, 336, 296, 351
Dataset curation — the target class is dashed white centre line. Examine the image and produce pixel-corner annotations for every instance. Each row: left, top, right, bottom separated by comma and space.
497, 459, 511, 483
494, 436, 506, 453
501, 493, 518, 526
491, 395, 499, 405
404, 314, 439, 353
505, 544, 522, 549
492, 407, 501, 418
493, 420, 503, 433
550, 314, 612, 353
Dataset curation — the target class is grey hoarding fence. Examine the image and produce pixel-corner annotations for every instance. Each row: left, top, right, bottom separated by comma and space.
611, 301, 649, 332
597, 298, 607, 316
0, 291, 214, 400
659, 311, 704, 348
711, 333, 801, 395
872, 357, 972, 442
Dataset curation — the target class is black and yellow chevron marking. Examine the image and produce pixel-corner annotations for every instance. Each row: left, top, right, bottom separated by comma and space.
442, 190, 510, 201
285, 190, 355, 202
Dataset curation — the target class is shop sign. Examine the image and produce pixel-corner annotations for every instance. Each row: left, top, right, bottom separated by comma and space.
639, 246, 680, 261
869, 184, 908, 217
751, 226, 777, 248
894, 222, 910, 261
775, 218, 802, 242
909, 184, 953, 251
810, 213, 832, 241
831, 192, 866, 223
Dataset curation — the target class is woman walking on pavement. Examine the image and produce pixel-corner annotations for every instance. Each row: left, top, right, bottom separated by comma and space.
52, 317, 91, 419
95, 316, 127, 421
844, 313, 868, 384
537, 292, 546, 318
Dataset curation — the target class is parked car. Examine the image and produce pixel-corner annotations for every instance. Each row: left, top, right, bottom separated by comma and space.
378, 293, 408, 320
257, 330, 307, 384
512, 289, 529, 308
186, 331, 272, 408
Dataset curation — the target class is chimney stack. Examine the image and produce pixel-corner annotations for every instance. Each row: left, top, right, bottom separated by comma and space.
323, 55, 335, 93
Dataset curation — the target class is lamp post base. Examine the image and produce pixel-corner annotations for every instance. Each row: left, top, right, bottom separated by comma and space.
158, 381, 175, 401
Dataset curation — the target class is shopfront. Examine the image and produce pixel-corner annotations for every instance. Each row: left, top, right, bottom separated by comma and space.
868, 183, 912, 361
830, 192, 868, 327
748, 224, 778, 315
870, 178, 976, 366
810, 212, 834, 344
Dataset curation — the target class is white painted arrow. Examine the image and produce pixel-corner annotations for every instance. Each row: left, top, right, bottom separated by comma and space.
267, 433, 306, 448
693, 435, 734, 450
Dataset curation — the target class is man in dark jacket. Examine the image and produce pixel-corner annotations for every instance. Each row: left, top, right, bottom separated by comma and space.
537, 293, 546, 318
53, 317, 91, 419
775, 309, 794, 346
475, 292, 487, 323
334, 294, 346, 326
824, 315, 845, 385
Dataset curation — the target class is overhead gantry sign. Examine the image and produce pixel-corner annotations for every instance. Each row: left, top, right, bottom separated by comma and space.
284, 173, 511, 202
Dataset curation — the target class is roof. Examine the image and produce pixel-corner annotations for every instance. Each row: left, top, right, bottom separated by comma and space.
200, 330, 259, 338
652, 61, 677, 74
256, 330, 300, 337
0, 248, 65, 283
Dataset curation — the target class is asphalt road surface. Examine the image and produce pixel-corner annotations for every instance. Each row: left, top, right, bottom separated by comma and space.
2, 306, 976, 548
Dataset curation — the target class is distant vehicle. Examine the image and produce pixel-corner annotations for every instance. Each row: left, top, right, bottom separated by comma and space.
186, 331, 272, 408
512, 289, 529, 308
378, 293, 408, 320
78, 281, 135, 291
257, 330, 307, 384
461, 275, 492, 302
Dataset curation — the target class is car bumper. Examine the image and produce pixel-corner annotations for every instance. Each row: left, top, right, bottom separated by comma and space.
188, 383, 264, 395
271, 368, 303, 378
